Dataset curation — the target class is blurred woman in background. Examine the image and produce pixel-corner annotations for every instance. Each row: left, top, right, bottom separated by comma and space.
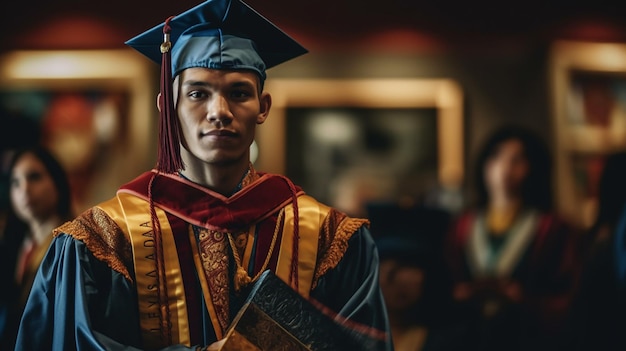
445, 126, 578, 351
0, 146, 72, 349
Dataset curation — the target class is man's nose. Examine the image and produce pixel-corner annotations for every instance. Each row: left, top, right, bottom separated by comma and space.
206, 95, 232, 125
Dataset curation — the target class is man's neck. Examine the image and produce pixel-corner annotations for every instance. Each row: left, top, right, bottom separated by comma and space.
179, 159, 251, 196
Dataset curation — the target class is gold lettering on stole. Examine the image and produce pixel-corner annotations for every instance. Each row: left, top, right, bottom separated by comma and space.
116, 192, 190, 348
133, 219, 163, 349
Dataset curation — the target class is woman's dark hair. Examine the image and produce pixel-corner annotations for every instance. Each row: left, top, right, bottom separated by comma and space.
1, 146, 72, 302
6, 145, 73, 224
474, 126, 552, 211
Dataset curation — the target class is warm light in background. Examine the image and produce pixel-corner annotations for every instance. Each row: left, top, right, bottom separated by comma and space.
0, 50, 148, 80
0, 50, 156, 212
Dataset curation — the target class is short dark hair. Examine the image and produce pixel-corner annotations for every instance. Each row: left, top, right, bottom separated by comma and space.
474, 126, 552, 211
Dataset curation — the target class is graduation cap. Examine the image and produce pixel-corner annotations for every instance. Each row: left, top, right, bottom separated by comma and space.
126, 0, 307, 81
125, 0, 308, 173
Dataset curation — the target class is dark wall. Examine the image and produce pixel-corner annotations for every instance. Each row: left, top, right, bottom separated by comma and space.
2, 0, 626, 51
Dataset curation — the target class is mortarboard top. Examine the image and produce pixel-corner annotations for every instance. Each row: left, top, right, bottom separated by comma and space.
125, 0, 308, 81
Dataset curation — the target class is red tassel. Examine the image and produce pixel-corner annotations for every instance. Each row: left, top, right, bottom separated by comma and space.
157, 16, 184, 174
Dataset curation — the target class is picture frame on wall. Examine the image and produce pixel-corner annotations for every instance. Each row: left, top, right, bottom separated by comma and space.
256, 78, 464, 216
550, 41, 626, 228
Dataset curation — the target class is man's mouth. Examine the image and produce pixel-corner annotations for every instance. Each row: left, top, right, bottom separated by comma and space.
201, 129, 237, 137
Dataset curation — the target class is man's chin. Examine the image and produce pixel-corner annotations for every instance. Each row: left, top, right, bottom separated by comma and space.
203, 154, 247, 167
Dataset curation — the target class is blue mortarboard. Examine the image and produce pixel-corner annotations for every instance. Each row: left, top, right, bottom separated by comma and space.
124, 0, 307, 174
125, 0, 308, 81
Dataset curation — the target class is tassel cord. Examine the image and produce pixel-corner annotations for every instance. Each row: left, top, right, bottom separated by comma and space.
226, 208, 284, 292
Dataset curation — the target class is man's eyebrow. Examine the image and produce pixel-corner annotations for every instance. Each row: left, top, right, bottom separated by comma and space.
230, 80, 256, 88
182, 80, 212, 88
181, 80, 256, 89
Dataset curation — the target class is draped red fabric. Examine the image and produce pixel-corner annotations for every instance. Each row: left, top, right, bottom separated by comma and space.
121, 171, 303, 232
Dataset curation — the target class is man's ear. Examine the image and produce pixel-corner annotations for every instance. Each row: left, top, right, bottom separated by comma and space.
156, 93, 162, 112
257, 92, 271, 124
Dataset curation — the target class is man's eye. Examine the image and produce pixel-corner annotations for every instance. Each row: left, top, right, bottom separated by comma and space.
188, 91, 207, 99
231, 90, 251, 99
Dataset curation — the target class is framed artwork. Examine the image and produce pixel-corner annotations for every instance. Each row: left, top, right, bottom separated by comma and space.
550, 41, 626, 228
256, 79, 464, 216
0, 50, 157, 213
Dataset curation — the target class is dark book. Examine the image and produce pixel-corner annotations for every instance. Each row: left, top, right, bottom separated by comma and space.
219, 270, 383, 351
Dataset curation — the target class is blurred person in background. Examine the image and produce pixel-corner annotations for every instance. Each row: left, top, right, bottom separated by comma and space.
563, 151, 626, 350
370, 202, 464, 351
0, 145, 72, 349
445, 126, 578, 351
0, 108, 41, 350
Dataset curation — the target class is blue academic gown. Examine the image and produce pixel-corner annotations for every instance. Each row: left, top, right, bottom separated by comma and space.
15, 215, 392, 350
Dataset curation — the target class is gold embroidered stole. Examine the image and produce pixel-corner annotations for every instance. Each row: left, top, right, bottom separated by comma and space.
275, 195, 329, 297
99, 192, 330, 347
99, 193, 190, 349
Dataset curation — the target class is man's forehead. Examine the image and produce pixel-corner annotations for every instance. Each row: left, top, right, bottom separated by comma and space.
178, 68, 260, 87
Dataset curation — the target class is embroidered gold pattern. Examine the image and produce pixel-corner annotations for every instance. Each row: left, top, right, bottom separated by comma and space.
316, 210, 347, 262
313, 209, 369, 288
197, 228, 230, 333
54, 207, 133, 282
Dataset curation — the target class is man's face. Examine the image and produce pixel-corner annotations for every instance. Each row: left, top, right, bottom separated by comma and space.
174, 67, 270, 166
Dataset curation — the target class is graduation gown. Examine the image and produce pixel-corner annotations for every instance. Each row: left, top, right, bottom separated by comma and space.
15, 169, 392, 350
445, 209, 577, 351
